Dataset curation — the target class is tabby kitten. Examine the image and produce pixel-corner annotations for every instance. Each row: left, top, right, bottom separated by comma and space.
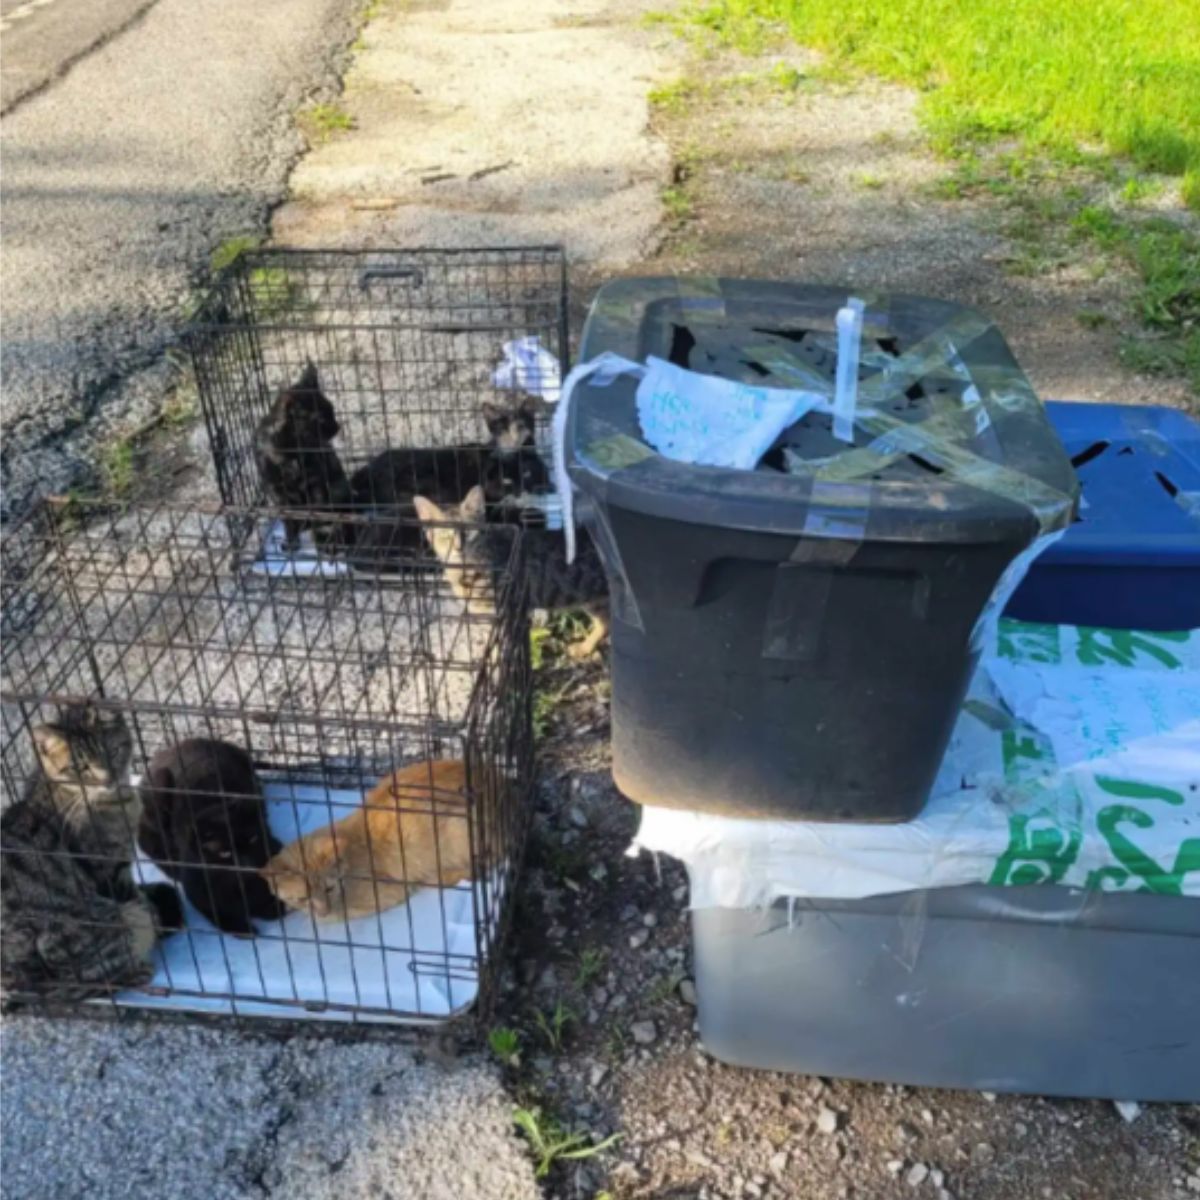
137, 739, 287, 935
261, 759, 474, 921
1, 706, 182, 1003
255, 361, 353, 551
414, 485, 610, 657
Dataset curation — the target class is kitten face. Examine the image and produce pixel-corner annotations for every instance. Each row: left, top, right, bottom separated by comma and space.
33, 705, 132, 794
262, 841, 337, 918
285, 389, 340, 445
412, 487, 498, 614
482, 398, 537, 454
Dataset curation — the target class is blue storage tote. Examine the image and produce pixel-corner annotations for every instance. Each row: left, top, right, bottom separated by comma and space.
1006, 402, 1200, 631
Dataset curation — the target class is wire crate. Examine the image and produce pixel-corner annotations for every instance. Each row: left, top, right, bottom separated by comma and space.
1, 499, 533, 1026
184, 246, 568, 572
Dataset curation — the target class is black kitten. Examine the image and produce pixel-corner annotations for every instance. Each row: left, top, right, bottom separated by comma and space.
342, 389, 551, 573
137, 740, 287, 936
255, 362, 353, 551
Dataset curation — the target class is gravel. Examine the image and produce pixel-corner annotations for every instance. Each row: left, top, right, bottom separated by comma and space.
0, 1018, 538, 1200
816, 1106, 840, 1135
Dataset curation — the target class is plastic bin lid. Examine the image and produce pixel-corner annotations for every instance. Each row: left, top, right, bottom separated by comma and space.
566, 278, 1079, 544
1038, 402, 1200, 564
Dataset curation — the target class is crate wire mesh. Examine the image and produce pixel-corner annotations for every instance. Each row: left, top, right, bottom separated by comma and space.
1, 499, 533, 1025
186, 246, 568, 570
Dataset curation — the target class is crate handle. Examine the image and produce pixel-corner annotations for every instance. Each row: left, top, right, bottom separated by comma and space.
359, 267, 424, 289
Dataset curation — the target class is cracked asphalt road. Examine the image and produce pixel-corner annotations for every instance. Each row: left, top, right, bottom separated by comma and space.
1, 1018, 539, 1200
0, 0, 357, 516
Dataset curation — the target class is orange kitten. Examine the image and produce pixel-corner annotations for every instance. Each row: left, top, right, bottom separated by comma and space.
262, 759, 475, 921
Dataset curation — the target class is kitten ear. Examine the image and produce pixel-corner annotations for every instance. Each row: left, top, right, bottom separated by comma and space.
481, 401, 502, 424
31, 725, 71, 776
460, 486, 487, 523
518, 396, 538, 419
412, 495, 445, 524
297, 360, 320, 392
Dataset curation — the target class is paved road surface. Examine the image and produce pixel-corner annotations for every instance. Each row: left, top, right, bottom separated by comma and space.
1, 0, 156, 113
0, 0, 356, 515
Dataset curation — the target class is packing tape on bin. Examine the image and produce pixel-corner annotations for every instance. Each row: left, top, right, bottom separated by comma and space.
552, 296, 1076, 659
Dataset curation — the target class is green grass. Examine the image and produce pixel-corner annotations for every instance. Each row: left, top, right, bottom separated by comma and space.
488, 1026, 522, 1067
533, 1001, 575, 1053
660, 0, 1200, 193
513, 1108, 623, 1180
647, 968, 686, 1006
662, 184, 694, 223
300, 102, 355, 142
574, 946, 608, 990
100, 437, 136, 497
210, 234, 262, 273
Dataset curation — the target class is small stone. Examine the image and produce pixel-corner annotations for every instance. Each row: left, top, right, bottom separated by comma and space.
769, 1152, 788, 1175
593, 987, 609, 1007
896, 1122, 920, 1144
568, 805, 588, 829
620, 904, 639, 922
971, 1143, 995, 1165
631, 1020, 657, 1045
643, 911, 658, 928
611, 1162, 639, 1185
1014, 1122, 1028, 1138
887, 1160, 905, 1175
921, 1108, 934, 1126
686, 1149, 714, 1169
816, 1106, 840, 1135
930, 1169, 944, 1188
907, 1163, 929, 1187
536, 966, 557, 992
1113, 1100, 1141, 1123
590, 863, 608, 883
679, 978, 698, 1006
937, 1191, 956, 1200
589, 1063, 608, 1087
745, 1184, 762, 1198
1185, 1174, 1200, 1193
980, 1091, 997, 1102
610, 992, 627, 1010
629, 929, 650, 949
673, 883, 688, 903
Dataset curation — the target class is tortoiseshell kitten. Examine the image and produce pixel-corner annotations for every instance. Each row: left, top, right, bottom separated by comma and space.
255, 361, 353, 551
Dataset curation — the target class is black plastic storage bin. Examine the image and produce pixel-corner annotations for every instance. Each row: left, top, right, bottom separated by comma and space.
565, 279, 1078, 821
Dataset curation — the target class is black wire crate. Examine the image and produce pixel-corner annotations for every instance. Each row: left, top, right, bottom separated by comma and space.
184, 246, 568, 575
0, 499, 533, 1026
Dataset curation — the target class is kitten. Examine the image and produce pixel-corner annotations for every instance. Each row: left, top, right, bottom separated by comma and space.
348, 444, 549, 511
414, 485, 610, 657
261, 759, 474, 922
1, 705, 182, 1003
137, 739, 288, 935
255, 361, 353, 551
340, 406, 551, 571
481, 395, 542, 454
